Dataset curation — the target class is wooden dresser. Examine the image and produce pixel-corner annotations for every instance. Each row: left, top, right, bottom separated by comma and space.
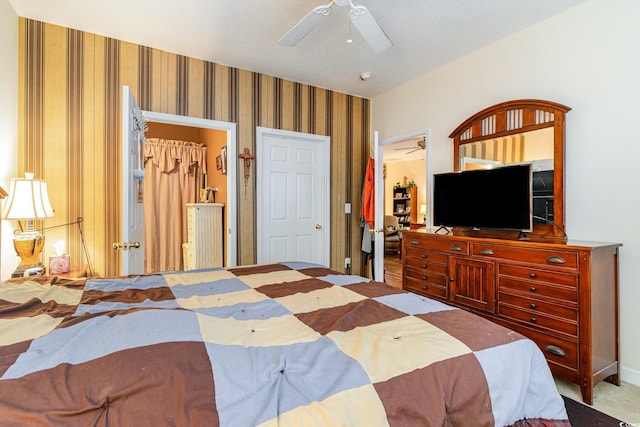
183, 203, 224, 270
402, 229, 621, 404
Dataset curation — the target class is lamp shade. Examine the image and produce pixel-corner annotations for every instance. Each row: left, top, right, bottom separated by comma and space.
2, 173, 54, 220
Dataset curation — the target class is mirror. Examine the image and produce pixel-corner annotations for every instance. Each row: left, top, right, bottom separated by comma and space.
449, 100, 571, 242
459, 127, 553, 171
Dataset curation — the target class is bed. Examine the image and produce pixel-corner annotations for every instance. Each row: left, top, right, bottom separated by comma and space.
0, 262, 569, 426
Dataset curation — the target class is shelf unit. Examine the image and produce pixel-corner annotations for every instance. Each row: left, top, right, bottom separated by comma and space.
392, 186, 417, 228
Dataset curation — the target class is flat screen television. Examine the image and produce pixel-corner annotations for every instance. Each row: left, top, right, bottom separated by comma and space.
433, 164, 533, 231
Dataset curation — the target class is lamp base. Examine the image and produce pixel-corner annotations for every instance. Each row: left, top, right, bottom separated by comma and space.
12, 234, 46, 277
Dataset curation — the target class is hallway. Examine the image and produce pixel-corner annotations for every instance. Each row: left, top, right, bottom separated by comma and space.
383, 253, 402, 288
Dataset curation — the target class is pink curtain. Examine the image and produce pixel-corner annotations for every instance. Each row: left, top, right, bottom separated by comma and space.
143, 138, 207, 273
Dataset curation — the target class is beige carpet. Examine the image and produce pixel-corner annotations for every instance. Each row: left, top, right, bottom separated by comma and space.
555, 377, 640, 424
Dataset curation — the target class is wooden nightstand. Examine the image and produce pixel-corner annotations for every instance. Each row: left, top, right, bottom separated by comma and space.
54, 264, 88, 279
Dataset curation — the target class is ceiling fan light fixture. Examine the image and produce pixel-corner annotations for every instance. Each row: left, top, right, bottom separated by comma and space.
279, 0, 391, 53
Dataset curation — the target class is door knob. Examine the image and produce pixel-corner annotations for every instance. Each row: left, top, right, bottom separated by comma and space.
315, 224, 322, 230
368, 228, 384, 234
112, 241, 141, 250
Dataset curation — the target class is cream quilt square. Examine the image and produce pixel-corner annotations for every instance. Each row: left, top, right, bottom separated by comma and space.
163, 269, 236, 287
197, 313, 320, 347
328, 315, 472, 383
0, 280, 82, 306
176, 288, 268, 309
257, 384, 389, 427
275, 286, 367, 314
0, 315, 63, 346
238, 270, 311, 288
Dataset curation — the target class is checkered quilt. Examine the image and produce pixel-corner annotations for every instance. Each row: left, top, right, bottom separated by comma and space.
0, 262, 569, 426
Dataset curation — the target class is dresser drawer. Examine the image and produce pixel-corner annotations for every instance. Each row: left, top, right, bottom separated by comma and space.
498, 303, 578, 337
498, 291, 577, 322
472, 243, 579, 270
404, 247, 447, 265
406, 235, 469, 255
505, 323, 579, 372
499, 265, 578, 288
498, 276, 578, 303
404, 276, 448, 299
405, 268, 448, 286
405, 257, 448, 275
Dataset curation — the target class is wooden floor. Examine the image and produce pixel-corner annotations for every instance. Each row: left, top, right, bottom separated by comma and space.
383, 253, 403, 288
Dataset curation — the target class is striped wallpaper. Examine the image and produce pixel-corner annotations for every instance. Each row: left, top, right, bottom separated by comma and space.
18, 18, 370, 278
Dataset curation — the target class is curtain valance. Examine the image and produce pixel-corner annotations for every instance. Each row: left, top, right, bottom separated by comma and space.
144, 138, 207, 175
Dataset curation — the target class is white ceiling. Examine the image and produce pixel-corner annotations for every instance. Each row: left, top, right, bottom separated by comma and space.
8, 0, 587, 99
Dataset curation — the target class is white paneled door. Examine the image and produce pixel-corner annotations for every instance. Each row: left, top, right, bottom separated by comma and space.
120, 86, 145, 275
257, 128, 330, 266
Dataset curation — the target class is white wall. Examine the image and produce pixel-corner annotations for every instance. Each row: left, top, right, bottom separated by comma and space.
372, 0, 640, 386
0, 0, 18, 280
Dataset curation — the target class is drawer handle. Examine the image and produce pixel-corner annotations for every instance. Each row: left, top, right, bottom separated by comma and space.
450, 245, 462, 251
421, 254, 427, 258
529, 273, 537, 278
530, 317, 537, 323
421, 276, 427, 280
479, 248, 494, 255
530, 286, 537, 292
546, 256, 566, 264
530, 303, 537, 309
545, 345, 566, 357
421, 264, 428, 268
411, 240, 420, 245
421, 286, 428, 290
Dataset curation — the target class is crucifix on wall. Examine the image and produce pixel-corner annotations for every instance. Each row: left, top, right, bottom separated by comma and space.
238, 147, 255, 190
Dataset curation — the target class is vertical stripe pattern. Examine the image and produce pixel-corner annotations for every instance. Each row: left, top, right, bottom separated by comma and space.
104, 37, 120, 274
67, 28, 83, 263
18, 18, 370, 277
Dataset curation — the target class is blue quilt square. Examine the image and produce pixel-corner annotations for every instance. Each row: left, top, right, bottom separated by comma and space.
206, 336, 370, 426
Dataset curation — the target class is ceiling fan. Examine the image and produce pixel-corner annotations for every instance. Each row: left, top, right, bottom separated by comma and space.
279, 0, 392, 53
394, 137, 426, 154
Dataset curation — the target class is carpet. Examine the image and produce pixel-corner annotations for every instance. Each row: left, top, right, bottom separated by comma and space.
562, 395, 624, 426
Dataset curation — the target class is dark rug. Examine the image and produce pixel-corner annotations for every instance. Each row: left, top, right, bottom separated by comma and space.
562, 395, 624, 426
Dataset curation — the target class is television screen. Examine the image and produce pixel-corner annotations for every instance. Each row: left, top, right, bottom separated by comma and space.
433, 164, 532, 231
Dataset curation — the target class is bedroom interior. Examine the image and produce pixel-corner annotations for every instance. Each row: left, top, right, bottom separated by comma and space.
1, 0, 639, 424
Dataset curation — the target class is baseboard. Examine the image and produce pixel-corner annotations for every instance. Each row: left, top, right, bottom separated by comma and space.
620, 364, 640, 387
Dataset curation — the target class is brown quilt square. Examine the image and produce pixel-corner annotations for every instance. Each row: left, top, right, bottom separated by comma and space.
296, 298, 407, 335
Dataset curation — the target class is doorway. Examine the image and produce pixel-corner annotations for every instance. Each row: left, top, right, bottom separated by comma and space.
256, 127, 330, 266
142, 111, 238, 267
374, 129, 431, 283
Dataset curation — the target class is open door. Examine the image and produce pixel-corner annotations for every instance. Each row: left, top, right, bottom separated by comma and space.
120, 86, 145, 275
373, 131, 385, 280
373, 128, 432, 282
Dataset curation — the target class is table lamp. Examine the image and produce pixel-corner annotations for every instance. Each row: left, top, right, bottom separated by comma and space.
419, 204, 427, 223
2, 173, 54, 277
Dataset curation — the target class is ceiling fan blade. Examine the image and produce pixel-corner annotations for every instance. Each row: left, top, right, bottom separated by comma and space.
350, 5, 392, 53
279, 4, 333, 47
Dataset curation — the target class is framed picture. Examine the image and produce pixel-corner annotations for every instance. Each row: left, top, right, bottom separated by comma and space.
216, 155, 222, 170
221, 146, 227, 175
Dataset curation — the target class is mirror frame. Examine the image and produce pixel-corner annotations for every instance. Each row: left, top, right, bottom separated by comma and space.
449, 99, 571, 242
